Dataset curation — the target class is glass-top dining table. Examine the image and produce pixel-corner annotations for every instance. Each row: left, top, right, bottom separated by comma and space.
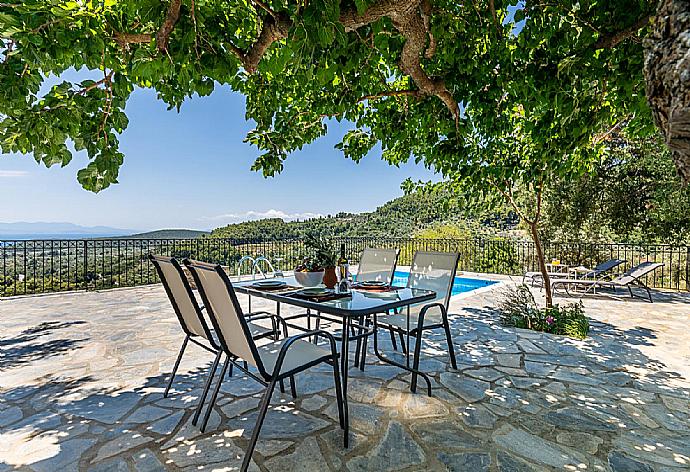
233, 275, 436, 441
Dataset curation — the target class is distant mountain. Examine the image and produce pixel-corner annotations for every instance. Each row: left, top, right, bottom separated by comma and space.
126, 229, 209, 239
0, 222, 136, 239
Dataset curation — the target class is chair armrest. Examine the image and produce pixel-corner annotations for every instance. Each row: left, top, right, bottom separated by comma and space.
244, 311, 276, 321
270, 330, 339, 377
418, 302, 446, 317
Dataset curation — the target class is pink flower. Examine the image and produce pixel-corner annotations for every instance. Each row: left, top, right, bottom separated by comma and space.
546, 316, 555, 325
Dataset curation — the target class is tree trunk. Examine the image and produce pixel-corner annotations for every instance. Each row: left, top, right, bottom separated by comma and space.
528, 222, 553, 308
644, 0, 690, 184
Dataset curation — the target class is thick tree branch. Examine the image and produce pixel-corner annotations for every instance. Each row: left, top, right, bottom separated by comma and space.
593, 14, 652, 49
156, 0, 182, 52
489, 0, 502, 38
240, 13, 291, 73
113, 32, 152, 47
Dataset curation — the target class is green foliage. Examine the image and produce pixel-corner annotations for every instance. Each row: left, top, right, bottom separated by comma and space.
1, 0, 657, 192
498, 284, 589, 339
209, 191, 509, 239
304, 233, 337, 267
542, 134, 690, 244
475, 240, 521, 274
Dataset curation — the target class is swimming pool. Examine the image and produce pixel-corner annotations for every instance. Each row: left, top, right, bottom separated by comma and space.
391, 271, 498, 297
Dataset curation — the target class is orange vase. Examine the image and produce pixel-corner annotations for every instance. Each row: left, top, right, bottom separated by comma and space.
323, 266, 337, 289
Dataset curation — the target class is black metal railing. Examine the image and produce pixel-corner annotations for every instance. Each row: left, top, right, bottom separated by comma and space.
1, 237, 688, 297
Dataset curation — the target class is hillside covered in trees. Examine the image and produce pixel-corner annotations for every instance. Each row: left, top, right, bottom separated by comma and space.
209, 191, 515, 240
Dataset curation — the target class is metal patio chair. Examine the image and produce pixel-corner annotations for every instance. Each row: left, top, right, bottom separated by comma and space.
149, 255, 284, 399
183, 259, 348, 470
374, 251, 460, 394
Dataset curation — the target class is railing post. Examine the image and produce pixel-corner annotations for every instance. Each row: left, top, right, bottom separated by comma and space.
686, 246, 689, 292
82, 239, 88, 291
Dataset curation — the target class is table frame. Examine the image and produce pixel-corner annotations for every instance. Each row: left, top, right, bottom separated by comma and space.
234, 279, 436, 447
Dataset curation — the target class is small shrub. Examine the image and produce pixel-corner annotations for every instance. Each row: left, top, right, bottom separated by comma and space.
498, 284, 589, 339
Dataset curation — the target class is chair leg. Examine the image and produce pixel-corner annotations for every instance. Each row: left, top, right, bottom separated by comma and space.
192, 351, 222, 426
398, 330, 407, 354
353, 315, 364, 368
442, 314, 457, 369
290, 375, 297, 398
359, 317, 369, 371
279, 379, 286, 394
164, 335, 189, 398
241, 377, 279, 471
410, 329, 424, 394
330, 357, 348, 446
388, 326, 398, 351
200, 356, 230, 432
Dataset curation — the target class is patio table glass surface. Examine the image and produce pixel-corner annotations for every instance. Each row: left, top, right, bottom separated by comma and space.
232, 275, 436, 316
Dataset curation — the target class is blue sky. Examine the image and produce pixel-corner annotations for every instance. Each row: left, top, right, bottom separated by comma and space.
0, 84, 438, 232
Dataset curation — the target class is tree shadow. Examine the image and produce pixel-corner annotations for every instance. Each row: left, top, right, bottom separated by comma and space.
0, 321, 88, 370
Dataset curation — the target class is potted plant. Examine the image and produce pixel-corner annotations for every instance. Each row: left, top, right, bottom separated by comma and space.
305, 234, 338, 288
294, 256, 325, 287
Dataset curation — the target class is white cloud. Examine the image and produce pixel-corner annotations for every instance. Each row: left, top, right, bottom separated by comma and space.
201, 209, 323, 224
0, 170, 29, 178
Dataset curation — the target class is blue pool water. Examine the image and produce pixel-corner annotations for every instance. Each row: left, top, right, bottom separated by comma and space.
392, 271, 497, 296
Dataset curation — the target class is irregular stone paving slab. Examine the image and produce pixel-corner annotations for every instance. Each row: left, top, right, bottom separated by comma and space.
219, 375, 265, 396
543, 407, 616, 432
132, 448, 166, 472
31, 437, 96, 472
437, 452, 491, 472
264, 437, 326, 472
613, 432, 690, 467
492, 424, 588, 469
411, 420, 482, 450
497, 451, 547, 471
60, 392, 141, 424
495, 353, 521, 368
439, 372, 490, 403
93, 432, 154, 462
300, 395, 327, 411
509, 376, 545, 389
457, 404, 497, 429
228, 407, 330, 439
347, 421, 425, 471
146, 410, 185, 435
162, 432, 259, 471
87, 457, 129, 472
399, 392, 448, 419
324, 401, 384, 435
556, 431, 603, 454
465, 367, 504, 382
220, 396, 261, 419
255, 439, 293, 457
607, 451, 654, 472
517, 339, 546, 354
0, 406, 23, 428
125, 404, 171, 424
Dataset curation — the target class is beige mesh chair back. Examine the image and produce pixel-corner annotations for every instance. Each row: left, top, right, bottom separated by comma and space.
149, 255, 218, 399
183, 259, 267, 374
149, 255, 213, 341
407, 251, 461, 308
357, 248, 399, 284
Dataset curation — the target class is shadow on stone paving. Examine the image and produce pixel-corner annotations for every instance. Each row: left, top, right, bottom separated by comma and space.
0, 307, 689, 471
0, 321, 88, 370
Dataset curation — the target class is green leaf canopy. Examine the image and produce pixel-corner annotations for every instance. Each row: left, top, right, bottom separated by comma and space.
0, 0, 656, 191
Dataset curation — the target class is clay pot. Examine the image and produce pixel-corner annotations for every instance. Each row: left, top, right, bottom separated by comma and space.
323, 266, 337, 289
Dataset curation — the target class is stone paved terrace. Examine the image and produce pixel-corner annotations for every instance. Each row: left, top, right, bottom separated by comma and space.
1, 276, 689, 472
